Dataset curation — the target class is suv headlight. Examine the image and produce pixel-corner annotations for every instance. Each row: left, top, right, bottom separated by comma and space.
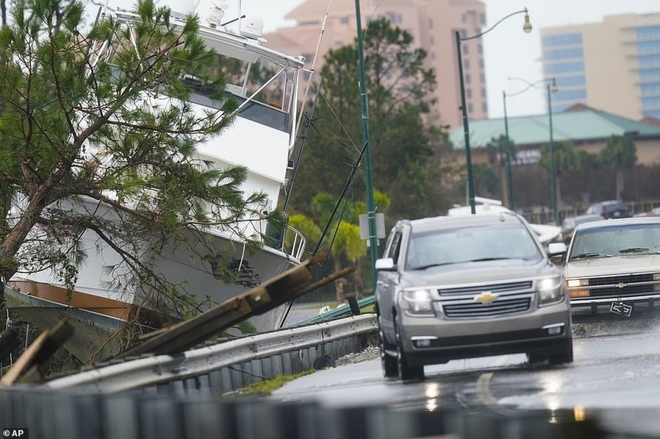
538, 277, 565, 306
401, 289, 434, 316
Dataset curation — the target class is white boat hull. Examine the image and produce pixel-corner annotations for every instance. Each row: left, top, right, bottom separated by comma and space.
4, 2, 308, 363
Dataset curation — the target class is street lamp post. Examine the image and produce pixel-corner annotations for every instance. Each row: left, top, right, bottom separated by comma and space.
507, 77, 558, 224
503, 90, 515, 210
456, 8, 532, 214
547, 80, 557, 225
354, 0, 379, 292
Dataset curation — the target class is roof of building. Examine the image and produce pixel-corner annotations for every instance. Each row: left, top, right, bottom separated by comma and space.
285, 0, 417, 21
449, 108, 660, 150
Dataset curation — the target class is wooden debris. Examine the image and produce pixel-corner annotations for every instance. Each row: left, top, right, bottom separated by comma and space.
116, 253, 333, 358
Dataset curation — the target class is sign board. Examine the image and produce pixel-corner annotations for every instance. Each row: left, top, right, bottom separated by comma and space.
359, 213, 386, 240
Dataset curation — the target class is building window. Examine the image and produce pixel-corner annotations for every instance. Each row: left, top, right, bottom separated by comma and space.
430, 35, 435, 45
636, 25, 660, 41
641, 83, 660, 95
467, 88, 472, 98
431, 51, 436, 60
480, 73, 485, 83
543, 61, 585, 75
468, 103, 474, 114
429, 19, 433, 29
554, 89, 588, 101
387, 12, 403, 24
463, 44, 469, 55
639, 55, 660, 68
466, 74, 471, 84
480, 13, 486, 25
482, 102, 488, 113
464, 59, 471, 69
641, 70, 660, 82
478, 44, 483, 54
481, 88, 487, 98
479, 59, 484, 69
542, 48, 584, 60
340, 16, 349, 25
554, 75, 586, 87
462, 13, 466, 23
542, 33, 582, 47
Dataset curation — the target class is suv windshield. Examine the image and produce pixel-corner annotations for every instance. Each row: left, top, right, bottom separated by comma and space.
406, 223, 542, 270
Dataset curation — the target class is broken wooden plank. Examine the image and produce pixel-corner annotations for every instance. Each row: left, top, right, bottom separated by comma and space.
20, 321, 74, 384
0, 320, 74, 386
116, 253, 326, 358
0, 330, 50, 387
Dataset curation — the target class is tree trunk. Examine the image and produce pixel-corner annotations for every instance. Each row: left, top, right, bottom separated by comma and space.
556, 175, 562, 209
353, 258, 364, 298
333, 256, 345, 303
616, 168, 625, 200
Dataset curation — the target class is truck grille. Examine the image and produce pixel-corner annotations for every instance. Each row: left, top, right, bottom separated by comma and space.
589, 273, 654, 286
442, 297, 532, 318
585, 273, 658, 298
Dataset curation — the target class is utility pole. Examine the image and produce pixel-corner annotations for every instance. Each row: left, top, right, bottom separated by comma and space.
354, 0, 379, 291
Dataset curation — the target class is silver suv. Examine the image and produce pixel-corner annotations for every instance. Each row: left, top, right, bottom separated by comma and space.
375, 212, 573, 380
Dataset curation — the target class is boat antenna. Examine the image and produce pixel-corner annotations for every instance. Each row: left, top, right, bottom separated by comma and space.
220, 14, 246, 27
293, 0, 332, 152
282, 76, 323, 212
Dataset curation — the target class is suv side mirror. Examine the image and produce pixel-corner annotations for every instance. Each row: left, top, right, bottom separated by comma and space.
548, 242, 567, 256
375, 258, 396, 271
548, 242, 567, 265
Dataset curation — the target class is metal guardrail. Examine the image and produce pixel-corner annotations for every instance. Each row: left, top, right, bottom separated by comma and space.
45, 313, 378, 393
294, 295, 376, 326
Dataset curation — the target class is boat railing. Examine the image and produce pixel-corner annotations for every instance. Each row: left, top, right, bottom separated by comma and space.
282, 225, 306, 261
264, 223, 306, 262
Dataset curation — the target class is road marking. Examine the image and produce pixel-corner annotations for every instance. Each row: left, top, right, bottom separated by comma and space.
475, 355, 511, 413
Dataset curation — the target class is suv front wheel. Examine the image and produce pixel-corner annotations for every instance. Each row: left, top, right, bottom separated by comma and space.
549, 339, 574, 365
394, 315, 424, 381
379, 315, 398, 378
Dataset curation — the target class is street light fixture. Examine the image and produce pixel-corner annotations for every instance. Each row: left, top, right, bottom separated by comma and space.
507, 77, 559, 224
502, 90, 515, 210
456, 8, 532, 214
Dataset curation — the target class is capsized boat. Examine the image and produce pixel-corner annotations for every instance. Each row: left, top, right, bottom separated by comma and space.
5, 0, 308, 362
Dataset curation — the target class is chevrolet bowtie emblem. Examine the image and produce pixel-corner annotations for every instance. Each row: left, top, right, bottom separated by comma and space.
615, 283, 627, 289
475, 292, 499, 303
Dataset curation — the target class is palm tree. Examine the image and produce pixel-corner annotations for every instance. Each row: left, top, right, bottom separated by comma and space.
540, 141, 579, 208
600, 135, 637, 200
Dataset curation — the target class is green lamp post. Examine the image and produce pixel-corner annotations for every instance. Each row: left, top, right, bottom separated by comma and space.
354, 0, 379, 291
456, 8, 532, 214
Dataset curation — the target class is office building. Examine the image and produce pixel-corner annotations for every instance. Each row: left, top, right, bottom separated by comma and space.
264, 0, 487, 128
541, 13, 660, 120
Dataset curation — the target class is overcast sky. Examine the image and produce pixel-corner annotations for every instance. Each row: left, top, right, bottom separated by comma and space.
151, 0, 660, 118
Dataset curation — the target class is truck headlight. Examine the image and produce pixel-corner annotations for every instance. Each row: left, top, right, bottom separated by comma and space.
538, 277, 565, 306
401, 289, 434, 316
567, 278, 589, 288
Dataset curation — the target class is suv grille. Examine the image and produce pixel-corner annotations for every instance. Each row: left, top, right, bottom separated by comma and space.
442, 297, 532, 318
438, 281, 533, 295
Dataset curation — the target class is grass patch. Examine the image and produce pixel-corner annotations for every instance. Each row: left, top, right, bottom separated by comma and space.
234, 369, 317, 397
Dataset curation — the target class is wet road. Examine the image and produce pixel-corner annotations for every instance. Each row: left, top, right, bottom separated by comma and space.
272, 316, 660, 437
